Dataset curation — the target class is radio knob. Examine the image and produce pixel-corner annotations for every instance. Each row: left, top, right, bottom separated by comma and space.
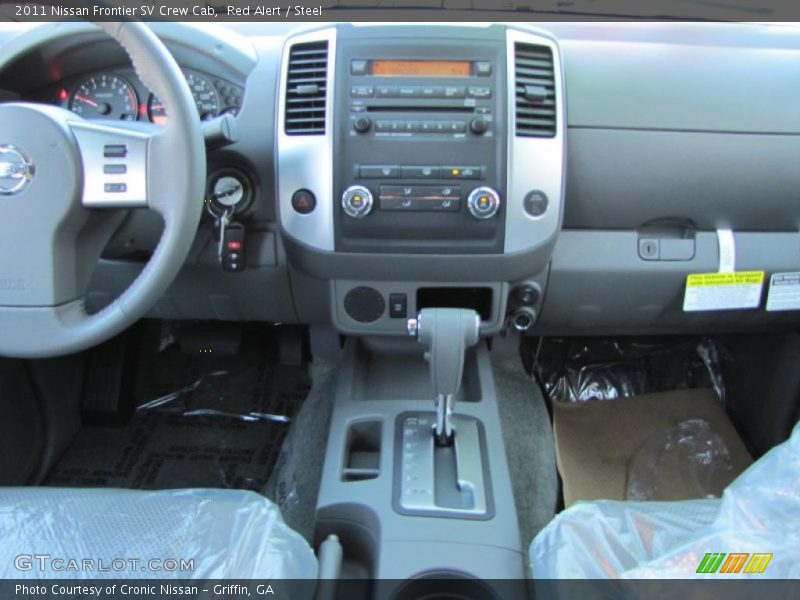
467, 187, 501, 220
469, 117, 488, 135
353, 117, 372, 133
341, 185, 374, 219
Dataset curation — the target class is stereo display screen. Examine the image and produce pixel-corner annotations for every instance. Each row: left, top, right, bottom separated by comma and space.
372, 60, 471, 77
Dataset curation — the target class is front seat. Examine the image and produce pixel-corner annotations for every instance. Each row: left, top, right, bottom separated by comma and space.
0, 488, 317, 579
530, 421, 800, 579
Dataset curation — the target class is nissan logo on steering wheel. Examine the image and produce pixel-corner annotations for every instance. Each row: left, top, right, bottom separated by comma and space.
0, 144, 35, 196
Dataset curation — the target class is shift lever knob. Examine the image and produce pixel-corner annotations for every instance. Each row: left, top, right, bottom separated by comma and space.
409, 308, 480, 444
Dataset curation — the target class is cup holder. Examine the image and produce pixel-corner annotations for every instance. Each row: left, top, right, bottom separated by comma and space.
389, 572, 502, 600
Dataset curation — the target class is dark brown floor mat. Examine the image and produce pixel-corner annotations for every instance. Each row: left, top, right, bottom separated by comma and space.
553, 389, 753, 506
45, 345, 310, 491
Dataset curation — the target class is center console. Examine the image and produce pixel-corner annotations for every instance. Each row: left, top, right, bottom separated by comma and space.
275, 23, 565, 591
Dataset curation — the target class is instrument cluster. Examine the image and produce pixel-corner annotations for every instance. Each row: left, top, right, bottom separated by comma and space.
39, 67, 244, 124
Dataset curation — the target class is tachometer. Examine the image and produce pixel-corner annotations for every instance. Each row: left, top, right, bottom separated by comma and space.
148, 71, 220, 125
69, 74, 138, 121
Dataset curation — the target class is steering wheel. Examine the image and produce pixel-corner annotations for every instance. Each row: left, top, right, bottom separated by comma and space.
0, 22, 205, 358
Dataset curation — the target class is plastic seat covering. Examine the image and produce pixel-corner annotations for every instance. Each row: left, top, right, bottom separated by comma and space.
0, 488, 317, 579
531, 422, 800, 578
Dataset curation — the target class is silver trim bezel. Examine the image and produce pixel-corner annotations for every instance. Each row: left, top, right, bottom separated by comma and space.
504, 27, 566, 254
276, 27, 337, 252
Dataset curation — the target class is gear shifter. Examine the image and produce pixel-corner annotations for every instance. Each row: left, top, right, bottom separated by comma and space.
408, 308, 480, 446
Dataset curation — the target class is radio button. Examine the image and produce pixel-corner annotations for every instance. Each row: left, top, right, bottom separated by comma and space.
469, 117, 489, 135
398, 86, 420, 98
350, 86, 374, 98
450, 121, 467, 133
442, 86, 466, 98
376, 86, 398, 98
420, 86, 439, 98
467, 86, 492, 99
360, 165, 399, 178
353, 117, 372, 133
475, 61, 492, 77
376, 120, 392, 132
401, 166, 440, 179
351, 60, 368, 75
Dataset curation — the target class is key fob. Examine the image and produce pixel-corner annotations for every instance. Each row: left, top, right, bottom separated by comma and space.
220, 221, 246, 272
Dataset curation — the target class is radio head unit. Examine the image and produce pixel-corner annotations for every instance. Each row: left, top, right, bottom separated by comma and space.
333, 31, 507, 255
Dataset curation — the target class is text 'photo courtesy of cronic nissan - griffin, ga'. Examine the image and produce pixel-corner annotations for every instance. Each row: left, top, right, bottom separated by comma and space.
0, 1, 799, 599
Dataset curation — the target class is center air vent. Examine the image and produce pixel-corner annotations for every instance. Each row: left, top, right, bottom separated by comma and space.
285, 41, 329, 135
514, 43, 556, 138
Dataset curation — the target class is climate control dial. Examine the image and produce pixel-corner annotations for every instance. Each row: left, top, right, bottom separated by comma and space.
467, 187, 501, 219
341, 185, 374, 219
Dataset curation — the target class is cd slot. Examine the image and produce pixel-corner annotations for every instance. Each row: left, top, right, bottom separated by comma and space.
366, 106, 474, 114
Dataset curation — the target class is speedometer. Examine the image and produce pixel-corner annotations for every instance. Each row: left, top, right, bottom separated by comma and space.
148, 71, 220, 125
69, 74, 139, 121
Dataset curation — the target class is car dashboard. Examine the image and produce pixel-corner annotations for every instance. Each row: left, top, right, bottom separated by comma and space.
0, 20, 798, 337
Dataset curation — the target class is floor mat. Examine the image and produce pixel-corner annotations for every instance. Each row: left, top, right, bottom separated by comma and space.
45, 341, 310, 492
553, 389, 753, 507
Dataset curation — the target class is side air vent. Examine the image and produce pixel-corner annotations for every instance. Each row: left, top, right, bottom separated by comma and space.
514, 43, 556, 138
285, 41, 328, 135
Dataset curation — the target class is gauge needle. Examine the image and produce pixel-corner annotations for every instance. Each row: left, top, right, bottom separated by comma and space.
74, 93, 99, 108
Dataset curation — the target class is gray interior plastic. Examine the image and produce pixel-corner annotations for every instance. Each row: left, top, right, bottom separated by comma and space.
315, 338, 526, 581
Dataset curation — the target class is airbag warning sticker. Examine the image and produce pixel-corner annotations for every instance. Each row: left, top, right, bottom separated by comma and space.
766, 272, 800, 312
683, 271, 764, 312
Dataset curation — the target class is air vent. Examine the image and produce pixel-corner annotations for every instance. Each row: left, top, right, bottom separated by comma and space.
285, 41, 328, 135
514, 43, 556, 138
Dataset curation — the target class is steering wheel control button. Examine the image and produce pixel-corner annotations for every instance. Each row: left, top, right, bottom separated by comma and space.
103, 144, 127, 158
0, 145, 35, 196
103, 183, 127, 193
523, 190, 549, 217
103, 164, 127, 175
342, 185, 373, 219
467, 187, 501, 219
291, 189, 317, 214
344, 286, 385, 323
